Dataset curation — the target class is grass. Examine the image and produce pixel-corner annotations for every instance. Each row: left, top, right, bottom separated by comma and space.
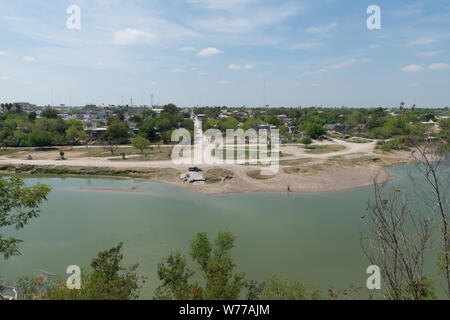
283, 164, 327, 176
349, 138, 373, 144
108, 153, 172, 161
301, 144, 346, 154
0, 149, 22, 156
280, 152, 293, 158
79, 146, 173, 158
205, 168, 234, 184
247, 170, 276, 180
279, 158, 315, 166
212, 148, 273, 161
327, 154, 381, 166
0, 164, 178, 179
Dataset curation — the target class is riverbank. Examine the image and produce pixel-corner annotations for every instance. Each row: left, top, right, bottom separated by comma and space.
0, 161, 404, 195
0, 141, 413, 194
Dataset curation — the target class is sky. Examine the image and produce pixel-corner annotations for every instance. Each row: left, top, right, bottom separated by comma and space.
0, 0, 449, 108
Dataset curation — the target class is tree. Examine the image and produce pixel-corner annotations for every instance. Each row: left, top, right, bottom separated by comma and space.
154, 252, 202, 300
103, 118, 129, 155
105, 118, 129, 144
131, 136, 150, 155
301, 136, 312, 148
163, 103, 178, 115
260, 276, 321, 300
362, 138, 449, 299
266, 115, 281, 127
411, 142, 450, 298
138, 120, 157, 142
41, 109, 59, 119
361, 178, 435, 300
66, 126, 86, 145
154, 231, 246, 300
28, 130, 53, 147
306, 123, 325, 139
27, 112, 37, 122
17, 243, 145, 300
0, 176, 51, 259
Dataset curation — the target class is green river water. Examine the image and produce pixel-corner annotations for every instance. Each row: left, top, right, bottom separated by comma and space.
0, 165, 446, 298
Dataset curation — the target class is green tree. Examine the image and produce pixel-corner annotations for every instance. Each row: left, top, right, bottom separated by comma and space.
41, 109, 59, 119
301, 136, 312, 147
163, 103, 178, 115
105, 119, 129, 143
0, 176, 51, 259
154, 252, 202, 300
66, 126, 86, 145
261, 276, 322, 300
27, 112, 37, 122
131, 136, 150, 154
305, 123, 325, 139
138, 119, 157, 142
155, 231, 246, 300
17, 243, 145, 300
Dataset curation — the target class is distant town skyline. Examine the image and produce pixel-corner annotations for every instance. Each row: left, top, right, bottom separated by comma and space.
1, 0, 450, 108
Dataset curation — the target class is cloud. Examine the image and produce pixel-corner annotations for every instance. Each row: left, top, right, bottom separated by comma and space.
304, 59, 356, 75
306, 22, 338, 34
187, 2, 301, 36
113, 28, 155, 45
228, 63, 254, 70
0, 75, 10, 80
0, 51, 8, 56
219, 80, 229, 84
23, 56, 35, 62
408, 37, 437, 46
198, 47, 224, 56
418, 50, 442, 57
180, 47, 196, 52
327, 59, 356, 70
401, 64, 424, 72
428, 63, 450, 70
289, 42, 324, 50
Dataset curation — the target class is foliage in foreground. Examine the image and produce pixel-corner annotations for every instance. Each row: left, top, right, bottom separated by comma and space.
17, 243, 145, 300
0, 176, 51, 259
154, 231, 323, 300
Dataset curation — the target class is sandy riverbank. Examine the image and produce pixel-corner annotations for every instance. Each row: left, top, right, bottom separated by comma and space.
0, 141, 413, 195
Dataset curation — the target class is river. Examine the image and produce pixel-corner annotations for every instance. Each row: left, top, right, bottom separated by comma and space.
0, 165, 447, 298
